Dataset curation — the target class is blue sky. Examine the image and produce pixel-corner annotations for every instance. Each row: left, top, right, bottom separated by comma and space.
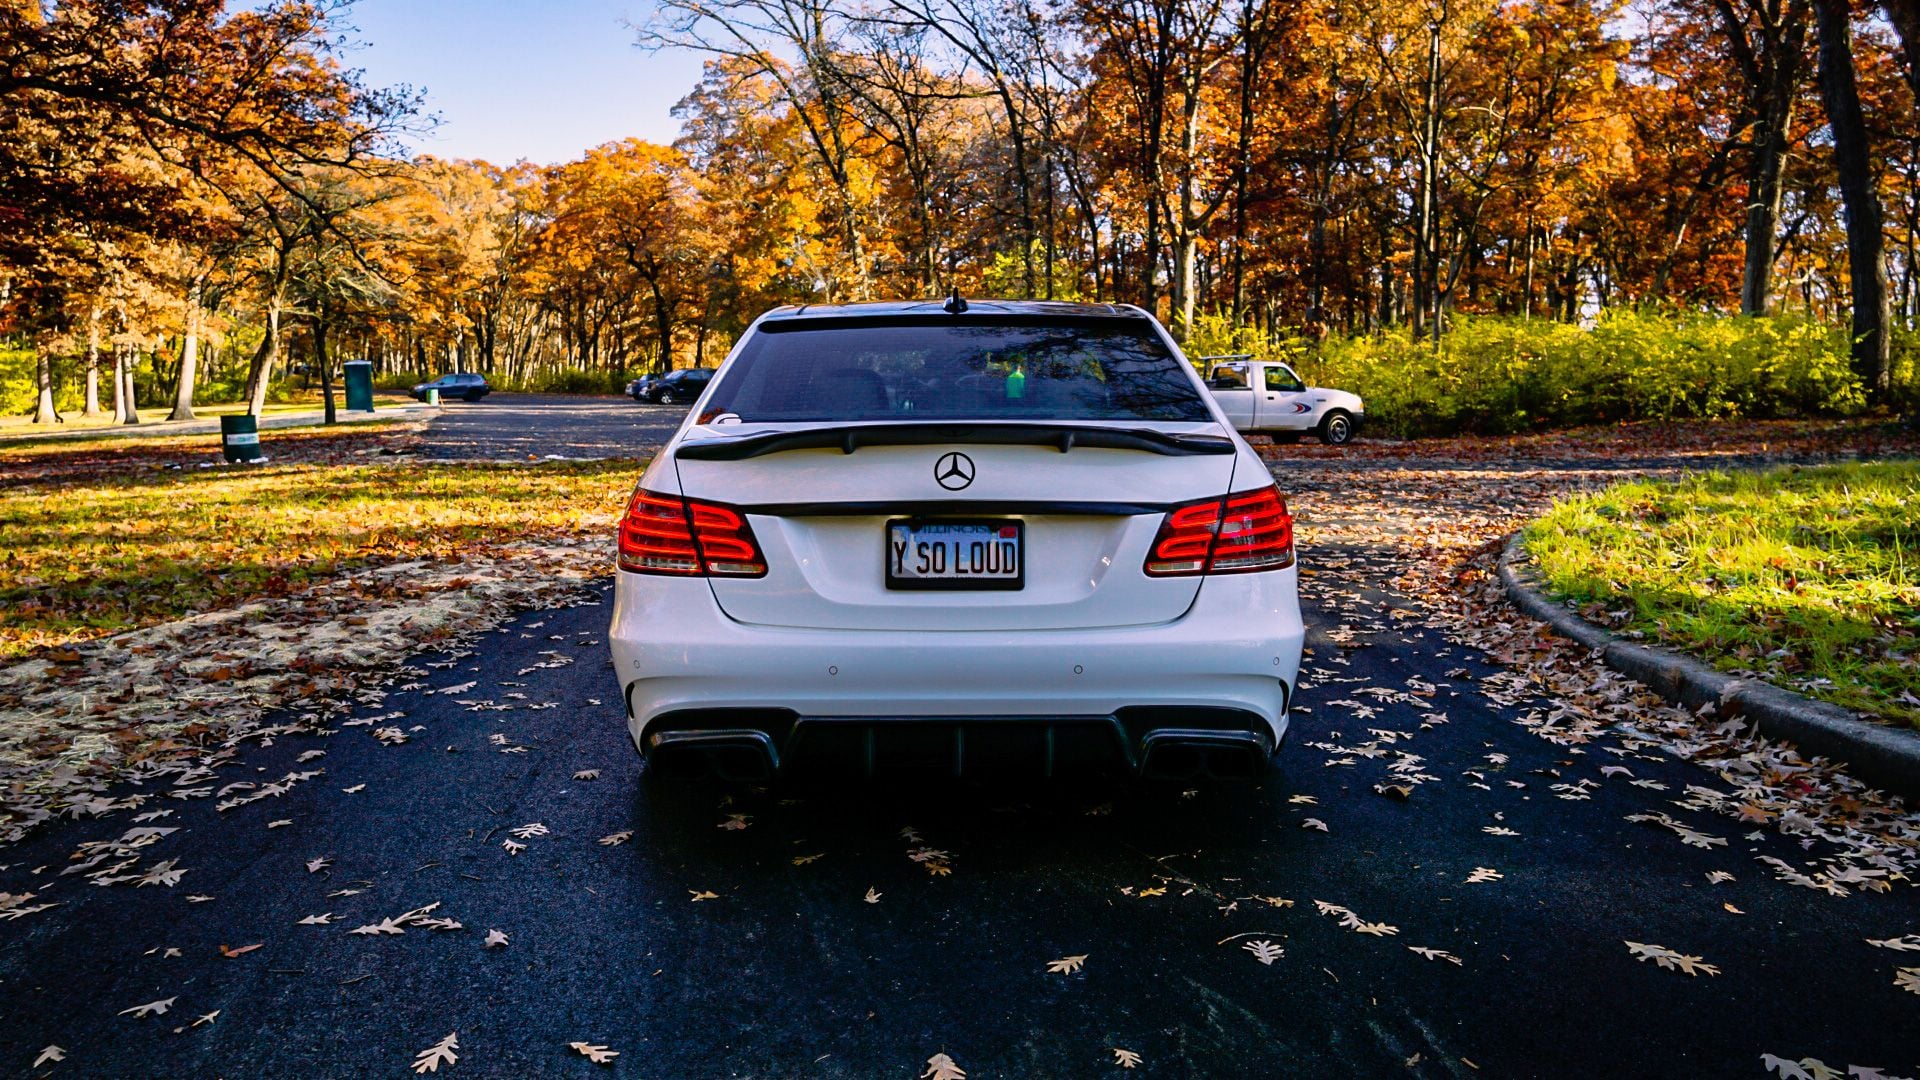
342, 0, 709, 166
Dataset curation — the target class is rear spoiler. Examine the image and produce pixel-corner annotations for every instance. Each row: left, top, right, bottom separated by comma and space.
673, 422, 1235, 461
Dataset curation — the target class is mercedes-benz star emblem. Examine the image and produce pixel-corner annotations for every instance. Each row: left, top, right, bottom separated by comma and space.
934, 451, 976, 491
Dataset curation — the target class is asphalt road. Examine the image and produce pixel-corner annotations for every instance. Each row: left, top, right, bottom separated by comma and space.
420, 393, 687, 459
3, 540, 1917, 1078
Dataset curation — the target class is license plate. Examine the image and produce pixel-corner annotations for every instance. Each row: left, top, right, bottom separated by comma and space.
886, 519, 1024, 590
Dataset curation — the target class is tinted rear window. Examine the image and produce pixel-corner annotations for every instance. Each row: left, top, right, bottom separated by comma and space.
705, 317, 1210, 423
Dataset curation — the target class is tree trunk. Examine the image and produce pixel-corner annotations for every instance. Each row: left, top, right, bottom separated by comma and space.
245, 293, 281, 417
118, 345, 140, 425
1727, 2, 1810, 317
316, 306, 337, 425
167, 281, 201, 421
1816, 0, 1892, 397
82, 304, 102, 417
1413, 20, 1443, 338
1172, 67, 1206, 341
1740, 93, 1796, 315
33, 345, 58, 424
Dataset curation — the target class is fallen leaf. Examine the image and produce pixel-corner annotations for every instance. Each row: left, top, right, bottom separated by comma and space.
1865, 935, 1920, 952
1046, 954, 1087, 975
137, 859, 186, 888
718, 814, 751, 831
508, 823, 548, 840
484, 929, 509, 949
1243, 939, 1284, 965
597, 832, 632, 847
219, 943, 262, 958
1464, 867, 1502, 884
501, 839, 525, 856
689, 890, 718, 902
34, 1046, 63, 1066
305, 856, 331, 873
298, 913, 335, 925
864, 888, 882, 904
267, 819, 292, 829
1138, 886, 1167, 898
1898, 967, 1920, 996
922, 1052, 966, 1080
1625, 941, 1719, 976
572, 770, 601, 781
1112, 1047, 1143, 1069
1706, 871, 1735, 884
412, 1032, 458, 1074
1313, 900, 1398, 937
1723, 903, 1745, 915
1409, 946, 1463, 966
792, 853, 823, 866
119, 997, 176, 1018
1760, 1054, 1847, 1080
192, 1011, 219, 1028
342, 784, 365, 794
1301, 818, 1328, 832
569, 1041, 618, 1064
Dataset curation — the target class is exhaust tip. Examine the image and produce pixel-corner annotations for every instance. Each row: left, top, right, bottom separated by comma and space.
1203, 745, 1261, 779
649, 747, 713, 781
709, 744, 774, 782
646, 728, 779, 783
1143, 743, 1205, 781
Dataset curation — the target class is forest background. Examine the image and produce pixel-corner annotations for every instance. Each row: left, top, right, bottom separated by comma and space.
4, 0, 1920, 437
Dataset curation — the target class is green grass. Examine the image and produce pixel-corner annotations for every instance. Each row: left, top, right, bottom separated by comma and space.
1525, 461, 1920, 727
0, 460, 636, 656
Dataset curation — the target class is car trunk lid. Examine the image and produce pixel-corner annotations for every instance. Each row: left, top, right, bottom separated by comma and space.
670, 422, 1238, 631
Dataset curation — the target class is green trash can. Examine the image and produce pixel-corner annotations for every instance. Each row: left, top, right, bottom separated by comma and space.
425, 387, 440, 406
220, 414, 262, 463
344, 360, 374, 413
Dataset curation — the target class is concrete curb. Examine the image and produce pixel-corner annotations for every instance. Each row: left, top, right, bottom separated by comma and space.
1498, 531, 1920, 799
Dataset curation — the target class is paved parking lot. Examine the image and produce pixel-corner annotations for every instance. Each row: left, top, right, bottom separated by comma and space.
419, 393, 686, 460
2, 416, 1917, 1078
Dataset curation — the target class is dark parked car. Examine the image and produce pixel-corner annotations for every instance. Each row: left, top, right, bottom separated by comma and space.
625, 374, 660, 402
411, 372, 491, 402
635, 367, 713, 405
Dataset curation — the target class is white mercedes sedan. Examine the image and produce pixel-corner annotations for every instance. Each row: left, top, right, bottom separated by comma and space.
608, 299, 1304, 783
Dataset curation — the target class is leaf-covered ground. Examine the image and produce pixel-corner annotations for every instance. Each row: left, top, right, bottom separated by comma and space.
1525, 461, 1919, 727
0, 415, 1917, 1075
0, 453, 631, 655
0, 418, 637, 842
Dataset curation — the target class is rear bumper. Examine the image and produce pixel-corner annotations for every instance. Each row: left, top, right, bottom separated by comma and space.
638, 708, 1279, 782
608, 569, 1304, 779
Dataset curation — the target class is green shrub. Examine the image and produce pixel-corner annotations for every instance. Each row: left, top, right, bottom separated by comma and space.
1296, 310, 1866, 436
496, 368, 632, 395
0, 347, 42, 416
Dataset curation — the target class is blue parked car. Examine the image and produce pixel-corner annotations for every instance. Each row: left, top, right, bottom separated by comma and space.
411, 372, 491, 402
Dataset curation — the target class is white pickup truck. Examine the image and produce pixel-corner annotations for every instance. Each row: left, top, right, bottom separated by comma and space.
1200, 357, 1366, 445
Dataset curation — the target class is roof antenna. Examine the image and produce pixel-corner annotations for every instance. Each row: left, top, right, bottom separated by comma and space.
943, 286, 968, 314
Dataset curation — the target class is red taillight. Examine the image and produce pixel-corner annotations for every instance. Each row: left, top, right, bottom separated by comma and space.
1144, 486, 1294, 577
617, 490, 767, 577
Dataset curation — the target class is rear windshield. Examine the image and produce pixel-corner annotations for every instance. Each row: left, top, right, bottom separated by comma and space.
704, 316, 1211, 423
